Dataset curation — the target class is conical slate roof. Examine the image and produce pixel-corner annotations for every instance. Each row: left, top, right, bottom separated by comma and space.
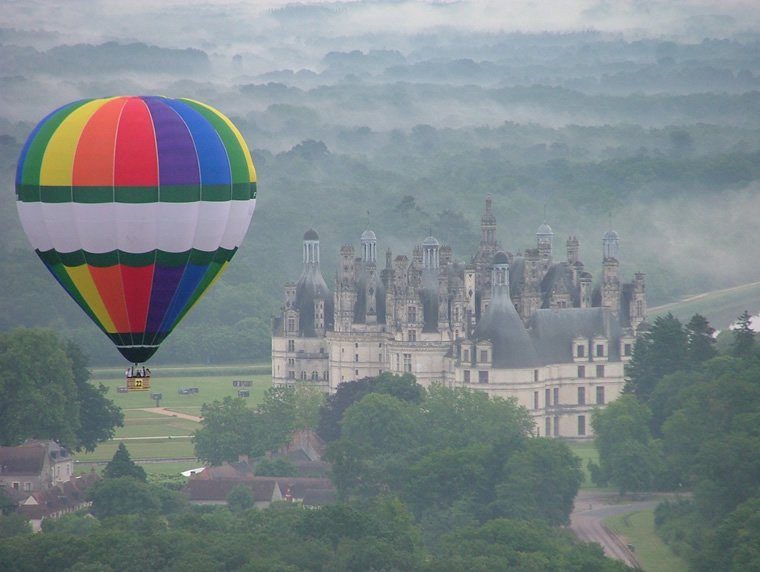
473, 292, 539, 368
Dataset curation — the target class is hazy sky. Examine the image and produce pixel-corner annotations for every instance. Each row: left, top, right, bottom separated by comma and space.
3, 0, 760, 49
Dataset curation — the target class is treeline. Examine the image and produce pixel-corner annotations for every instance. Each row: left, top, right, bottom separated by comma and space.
0, 375, 628, 571
590, 312, 759, 570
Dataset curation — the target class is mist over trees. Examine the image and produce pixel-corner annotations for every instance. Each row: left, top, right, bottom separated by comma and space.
1, 2, 759, 366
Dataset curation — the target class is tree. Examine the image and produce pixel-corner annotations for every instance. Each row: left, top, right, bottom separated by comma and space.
194, 397, 255, 465
493, 438, 582, 525
626, 314, 689, 401
317, 373, 423, 442
590, 395, 666, 492
88, 477, 161, 519
194, 388, 297, 465
227, 485, 254, 513
685, 314, 717, 363
731, 310, 755, 358
0, 329, 122, 451
103, 442, 147, 482
65, 340, 123, 451
255, 458, 298, 477
293, 382, 324, 431
0, 513, 32, 539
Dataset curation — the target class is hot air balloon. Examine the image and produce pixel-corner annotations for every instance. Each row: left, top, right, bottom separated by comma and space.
16, 96, 256, 389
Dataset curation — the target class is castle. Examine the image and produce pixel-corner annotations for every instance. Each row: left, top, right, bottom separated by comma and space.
272, 196, 647, 439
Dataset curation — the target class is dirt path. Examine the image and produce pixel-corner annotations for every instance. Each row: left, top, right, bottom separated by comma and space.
134, 407, 202, 422
570, 491, 667, 569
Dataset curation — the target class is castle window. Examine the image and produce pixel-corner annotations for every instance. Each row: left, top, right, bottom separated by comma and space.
596, 386, 605, 405
300, 371, 306, 380
578, 387, 586, 405
576, 345, 585, 358
463, 349, 470, 362
408, 330, 417, 342
596, 344, 605, 357
578, 415, 586, 436
288, 358, 294, 366
320, 347, 324, 354
578, 365, 585, 378
553, 387, 559, 405
287, 318, 296, 333
464, 370, 471, 383
379, 370, 382, 375
624, 343, 632, 356
534, 369, 539, 382
355, 343, 359, 348
596, 365, 605, 378
311, 371, 319, 380
379, 343, 383, 347
478, 370, 489, 384
545, 417, 551, 436
355, 354, 359, 362
288, 340, 295, 352
407, 306, 417, 323
553, 416, 560, 437
403, 354, 412, 373
545, 388, 551, 406
323, 371, 329, 380
533, 391, 539, 410
355, 369, 359, 376
288, 371, 295, 379
479, 350, 488, 362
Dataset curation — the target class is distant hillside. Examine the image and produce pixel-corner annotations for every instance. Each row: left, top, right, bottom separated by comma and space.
649, 281, 760, 330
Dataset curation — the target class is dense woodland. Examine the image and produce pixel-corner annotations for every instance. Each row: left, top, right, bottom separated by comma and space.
591, 313, 759, 571
0, 367, 628, 571
1, 3, 759, 364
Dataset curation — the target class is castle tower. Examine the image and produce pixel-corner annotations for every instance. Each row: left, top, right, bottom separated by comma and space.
360, 229, 377, 264
536, 221, 554, 261
566, 235, 579, 265
422, 236, 440, 270
601, 230, 621, 311
603, 229, 620, 260
334, 244, 357, 332
579, 273, 592, 308
492, 251, 510, 297
303, 228, 320, 266
481, 194, 497, 246
629, 272, 647, 330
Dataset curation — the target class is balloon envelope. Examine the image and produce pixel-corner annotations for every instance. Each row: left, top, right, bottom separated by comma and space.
15, 96, 257, 363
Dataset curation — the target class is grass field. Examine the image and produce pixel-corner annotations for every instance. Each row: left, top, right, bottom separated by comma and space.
74, 365, 274, 473
605, 509, 688, 572
94, 372, 272, 410
650, 281, 760, 330
567, 441, 600, 489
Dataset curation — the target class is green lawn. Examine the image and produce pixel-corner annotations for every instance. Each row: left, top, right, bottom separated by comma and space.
95, 373, 272, 410
605, 509, 688, 572
74, 368, 273, 466
74, 438, 196, 462
567, 441, 599, 489
650, 281, 760, 330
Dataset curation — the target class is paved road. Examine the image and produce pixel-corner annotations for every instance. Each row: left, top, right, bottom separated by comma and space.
570, 491, 666, 569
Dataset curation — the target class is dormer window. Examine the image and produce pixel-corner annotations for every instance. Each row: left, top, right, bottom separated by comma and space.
576, 345, 585, 358
480, 350, 488, 363
596, 344, 604, 357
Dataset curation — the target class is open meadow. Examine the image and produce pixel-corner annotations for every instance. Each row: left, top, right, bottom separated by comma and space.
74, 365, 272, 475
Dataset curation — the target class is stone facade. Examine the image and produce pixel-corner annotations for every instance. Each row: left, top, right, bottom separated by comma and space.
272, 197, 646, 439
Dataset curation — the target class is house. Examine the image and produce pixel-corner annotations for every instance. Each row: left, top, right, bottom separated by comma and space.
0, 440, 74, 495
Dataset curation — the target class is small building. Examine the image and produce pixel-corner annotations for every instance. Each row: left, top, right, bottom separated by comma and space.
0, 440, 74, 494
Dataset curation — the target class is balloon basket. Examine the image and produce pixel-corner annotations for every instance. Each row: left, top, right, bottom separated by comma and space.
126, 374, 151, 391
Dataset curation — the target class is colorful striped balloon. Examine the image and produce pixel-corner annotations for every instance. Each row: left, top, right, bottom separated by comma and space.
15, 96, 257, 363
